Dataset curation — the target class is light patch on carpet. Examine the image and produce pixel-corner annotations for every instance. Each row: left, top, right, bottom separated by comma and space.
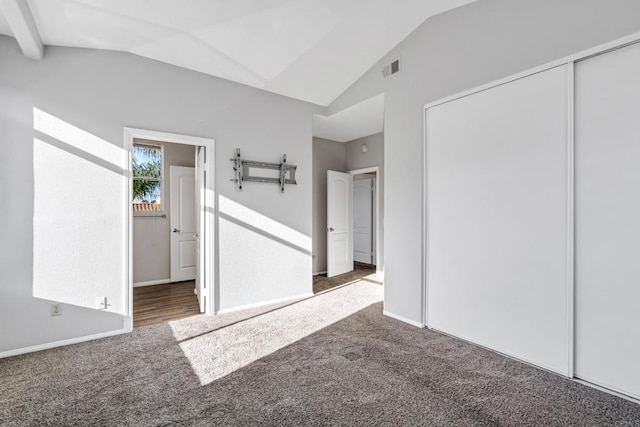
171, 281, 382, 385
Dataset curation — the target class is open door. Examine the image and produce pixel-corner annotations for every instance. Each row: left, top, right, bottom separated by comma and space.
170, 166, 197, 283
353, 177, 374, 264
195, 147, 206, 313
327, 170, 353, 277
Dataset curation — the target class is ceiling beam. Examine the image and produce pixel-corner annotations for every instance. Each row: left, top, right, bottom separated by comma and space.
0, 0, 43, 59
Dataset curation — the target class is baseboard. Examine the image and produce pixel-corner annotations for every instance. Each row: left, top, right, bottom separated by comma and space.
217, 292, 315, 315
133, 279, 172, 287
313, 271, 327, 276
429, 324, 569, 377
376, 270, 384, 282
573, 376, 640, 403
0, 328, 130, 359
383, 310, 425, 328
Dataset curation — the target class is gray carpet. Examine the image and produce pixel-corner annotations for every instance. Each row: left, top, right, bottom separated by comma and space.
1, 281, 639, 426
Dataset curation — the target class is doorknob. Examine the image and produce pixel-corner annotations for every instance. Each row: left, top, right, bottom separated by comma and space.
172, 228, 180, 233
328, 227, 334, 232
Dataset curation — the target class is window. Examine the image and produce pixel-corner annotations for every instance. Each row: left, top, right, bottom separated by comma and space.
132, 143, 163, 213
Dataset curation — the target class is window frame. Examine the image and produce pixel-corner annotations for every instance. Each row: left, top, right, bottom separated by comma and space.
132, 142, 165, 217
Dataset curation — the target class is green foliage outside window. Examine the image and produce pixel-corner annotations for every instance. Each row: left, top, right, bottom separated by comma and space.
132, 144, 162, 204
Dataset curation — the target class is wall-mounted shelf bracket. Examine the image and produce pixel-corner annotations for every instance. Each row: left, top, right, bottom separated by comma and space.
230, 148, 297, 193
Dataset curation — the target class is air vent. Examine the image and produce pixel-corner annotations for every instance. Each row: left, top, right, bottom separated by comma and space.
382, 58, 401, 78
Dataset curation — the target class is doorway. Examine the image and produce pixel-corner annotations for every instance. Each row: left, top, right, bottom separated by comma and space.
322, 165, 381, 290
349, 166, 381, 272
124, 128, 214, 331
353, 173, 376, 266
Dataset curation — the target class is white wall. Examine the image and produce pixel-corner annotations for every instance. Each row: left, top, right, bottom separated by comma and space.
312, 137, 346, 274
345, 133, 383, 272
345, 133, 382, 171
328, 0, 640, 324
0, 36, 321, 354
133, 142, 195, 285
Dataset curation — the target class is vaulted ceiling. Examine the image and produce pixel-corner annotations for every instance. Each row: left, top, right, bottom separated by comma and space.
0, 0, 476, 106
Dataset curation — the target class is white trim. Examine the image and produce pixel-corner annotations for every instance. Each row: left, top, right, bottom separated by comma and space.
125, 132, 134, 332
573, 377, 640, 404
424, 66, 567, 111
383, 310, 425, 328
216, 293, 314, 315
566, 62, 576, 378
424, 32, 640, 111
0, 328, 129, 359
348, 165, 382, 276
430, 325, 569, 377
423, 107, 429, 328
376, 270, 384, 282
124, 127, 215, 325
348, 166, 378, 175
126, 127, 214, 147
133, 279, 172, 288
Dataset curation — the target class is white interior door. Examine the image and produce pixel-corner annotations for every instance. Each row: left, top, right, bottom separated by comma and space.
170, 165, 197, 283
353, 177, 373, 264
327, 170, 353, 277
575, 42, 640, 399
195, 148, 206, 312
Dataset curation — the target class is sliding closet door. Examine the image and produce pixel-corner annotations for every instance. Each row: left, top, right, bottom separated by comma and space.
426, 65, 570, 375
575, 42, 640, 399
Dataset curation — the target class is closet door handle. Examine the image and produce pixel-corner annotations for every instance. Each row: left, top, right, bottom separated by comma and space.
172, 228, 180, 233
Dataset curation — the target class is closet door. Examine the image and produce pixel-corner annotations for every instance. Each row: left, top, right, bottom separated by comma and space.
426, 65, 570, 375
575, 42, 640, 399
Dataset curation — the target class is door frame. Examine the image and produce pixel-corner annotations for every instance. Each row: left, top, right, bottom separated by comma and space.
348, 166, 382, 281
124, 127, 215, 332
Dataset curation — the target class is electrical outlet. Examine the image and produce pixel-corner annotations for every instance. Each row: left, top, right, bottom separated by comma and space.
51, 303, 63, 316
95, 297, 108, 310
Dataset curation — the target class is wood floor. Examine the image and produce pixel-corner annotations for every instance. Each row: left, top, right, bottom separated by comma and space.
133, 265, 378, 328
133, 281, 201, 328
313, 262, 377, 294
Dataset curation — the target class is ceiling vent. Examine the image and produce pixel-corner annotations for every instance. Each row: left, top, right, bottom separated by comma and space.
382, 58, 401, 78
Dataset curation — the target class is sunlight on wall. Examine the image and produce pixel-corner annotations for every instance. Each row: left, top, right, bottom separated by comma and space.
172, 280, 383, 386
217, 195, 312, 310
32, 108, 127, 314
218, 195, 310, 252
33, 108, 126, 170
